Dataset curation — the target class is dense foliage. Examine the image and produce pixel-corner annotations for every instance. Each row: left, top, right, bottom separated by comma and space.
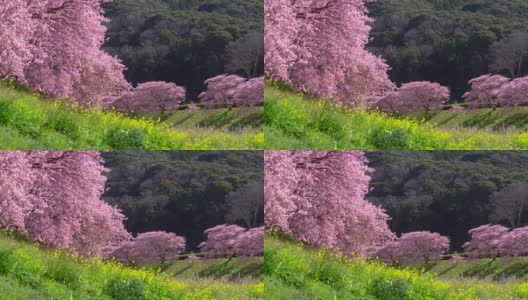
367, 0, 528, 100
101, 151, 264, 250
366, 151, 528, 250
103, 0, 264, 100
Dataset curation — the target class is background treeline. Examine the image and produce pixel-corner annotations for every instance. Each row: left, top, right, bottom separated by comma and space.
367, 0, 528, 100
103, 0, 264, 100
366, 151, 528, 250
101, 151, 264, 251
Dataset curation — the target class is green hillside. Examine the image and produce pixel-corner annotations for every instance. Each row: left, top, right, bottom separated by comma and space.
264, 83, 528, 150
0, 81, 263, 150
417, 256, 528, 282
265, 232, 528, 300
162, 256, 263, 281
408, 107, 528, 131
162, 107, 263, 131
0, 231, 263, 300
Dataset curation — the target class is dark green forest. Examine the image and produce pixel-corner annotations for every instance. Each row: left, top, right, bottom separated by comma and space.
367, 0, 528, 100
366, 151, 528, 251
103, 0, 264, 100
101, 151, 264, 250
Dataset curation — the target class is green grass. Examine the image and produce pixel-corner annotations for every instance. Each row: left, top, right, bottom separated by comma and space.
0, 80, 263, 150
162, 257, 263, 282
265, 232, 528, 300
264, 84, 528, 150
0, 231, 263, 299
161, 107, 264, 131
417, 256, 528, 282
408, 107, 528, 131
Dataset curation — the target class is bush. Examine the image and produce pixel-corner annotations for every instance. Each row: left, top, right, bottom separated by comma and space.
105, 277, 146, 300
105, 127, 146, 149
370, 127, 410, 150
369, 277, 411, 300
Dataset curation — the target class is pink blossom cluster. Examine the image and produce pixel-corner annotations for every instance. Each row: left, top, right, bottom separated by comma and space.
463, 75, 528, 108
198, 225, 264, 258
372, 231, 450, 264
264, 151, 394, 256
463, 224, 528, 258
109, 81, 186, 114
265, 0, 394, 103
462, 224, 509, 258
109, 231, 186, 264
199, 75, 264, 108
0, 151, 130, 255
0, 0, 129, 103
374, 81, 450, 114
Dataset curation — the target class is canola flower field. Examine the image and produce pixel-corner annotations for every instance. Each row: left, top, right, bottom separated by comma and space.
0, 231, 263, 300
265, 232, 528, 300
0, 80, 263, 150
264, 83, 528, 150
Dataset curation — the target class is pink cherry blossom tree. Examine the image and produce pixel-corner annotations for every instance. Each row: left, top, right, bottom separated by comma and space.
109, 231, 186, 264
0, 1, 130, 104
372, 231, 449, 264
110, 81, 186, 114
199, 75, 248, 108
0, 152, 34, 230
198, 224, 247, 258
371, 240, 401, 264
0, 151, 130, 256
462, 224, 510, 259
265, 0, 394, 103
498, 226, 528, 257
0, 0, 33, 81
130, 231, 186, 264
199, 75, 264, 108
233, 76, 265, 107
264, 0, 297, 81
264, 150, 394, 256
497, 76, 528, 107
233, 226, 264, 257
375, 81, 450, 114
395, 231, 449, 263
463, 74, 511, 109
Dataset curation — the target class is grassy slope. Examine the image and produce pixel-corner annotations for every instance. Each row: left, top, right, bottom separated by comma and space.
418, 257, 528, 282
0, 81, 263, 150
162, 107, 264, 131
408, 107, 528, 131
162, 257, 263, 281
0, 232, 263, 300
265, 232, 528, 300
264, 84, 528, 150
